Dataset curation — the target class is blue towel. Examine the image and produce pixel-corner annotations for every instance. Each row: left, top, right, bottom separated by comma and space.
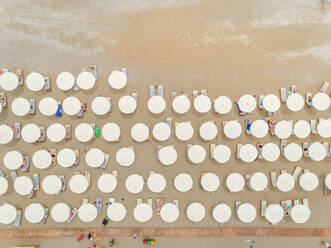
56, 104, 62, 117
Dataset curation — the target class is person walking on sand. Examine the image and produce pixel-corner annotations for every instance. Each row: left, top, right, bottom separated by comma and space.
133, 232, 138, 239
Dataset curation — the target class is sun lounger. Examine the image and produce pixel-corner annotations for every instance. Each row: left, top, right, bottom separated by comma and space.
302, 198, 310, 209
156, 199, 166, 215
107, 97, 112, 112
261, 200, 267, 217
292, 166, 302, 181
108, 198, 115, 205
288, 120, 294, 135
90, 123, 96, 138
74, 149, 79, 165
0, 92, 7, 107
40, 208, 48, 224
156, 145, 162, 160
244, 119, 252, 135
293, 200, 300, 206
10, 172, 17, 181
306, 93, 312, 106
192, 90, 199, 99
0, 172, 4, 177
100, 153, 110, 169
26, 188, 34, 198
148, 199, 153, 208
66, 208, 77, 223
50, 149, 57, 165
121, 67, 127, 76
158, 85, 164, 96
281, 201, 290, 216
38, 127, 45, 142
112, 170, 118, 179
14, 123, 20, 139
84, 171, 90, 186
200, 89, 207, 96
14, 210, 21, 227
257, 142, 263, 159
302, 142, 309, 157
320, 81, 329, 93
59, 175, 65, 192
210, 144, 216, 158
132, 93, 138, 102
28, 99, 36, 114
149, 85, 155, 97
16, 69, 23, 85
137, 198, 142, 205
237, 144, 242, 160
235, 201, 242, 212
90, 65, 98, 80
73, 78, 79, 91
96, 197, 102, 214
82, 198, 88, 206
33, 174, 39, 190
22, 156, 30, 172
324, 142, 330, 157
290, 85, 297, 94
280, 88, 287, 102
270, 172, 277, 188
245, 174, 252, 190
170, 91, 177, 101
280, 140, 286, 155
310, 120, 317, 134
173, 200, 178, 208
44, 77, 51, 90
166, 117, 172, 128
65, 124, 71, 139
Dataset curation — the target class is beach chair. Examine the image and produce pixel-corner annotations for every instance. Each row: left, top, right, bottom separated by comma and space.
38, 127, 45, 142
107, 97, 112, 112
0, 92, 7, 107
166, 117, 172, 128
320, 81, 329, 93
149, 85, 155, 97
280, 140, 286, 155
14, 123, 20, 139
40, 208, 48, 224
100, 153, 110, 169
74, 149, 79, 165
108, 198, 115, 205
158, 85, 164, 97
292, 166, 302, 181
33, 174, 39, 190
210, 144, 216, 159
65, 124, 71, 139
96, 197, 102, 214
59, 175, 66, 192
90, 65, 97, 80
14, 210, 22, 227
235, 201, 242, 213
82, 198, 88, 206
44, 77, 51, 90
245, 174, 252, 190
148, 199, 153, 208
22, 156, 30, 172
310, 120, 317, 134
270, 172, 277, 188
16, 69, 23, 85
237, 144, 242, 160
50, 149, 57, 165
66, 208, 78, 223
280, 88, 287, 102
302, 142, 309, 157
324, 142, 330, 157
261, 200, 267, 217
84, 171, 91, 186
137, 198, 142, 205
29, 99, 36, 114
112, 170, 118, 179
306, 93, 312, 106
302, 198, 310, 209
293, 200, 300, 206
244, 119, 252, 135
10, 172, 17, 181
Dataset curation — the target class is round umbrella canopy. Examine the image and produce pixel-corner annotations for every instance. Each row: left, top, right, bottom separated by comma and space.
286, 93, 304, 111
78, 203, 98, 222
250, 120, 268, 138
0, 124, 14, 144
148, 95, 166, 114
69, 174, 89, 194
284, 143, 302, 162
0, 72, 18, 91
174, 173, 193, 192
25, 203, 45, 224
75, 123, 94, 143
97, 173, 117, 193
193, 95, 212, 113
214, 96, 232, 114
299, 172, 319, 191
107, 202, 127, 222
265, 204, 284, 224
42, 175, 62, 195
160, 203, 179, 223
237, 203, 256, 223
14, 176, 33, 196
85, 148, 105, 168
199, 121, 218, 141
317, 119, 331, 138
76, 71, 95, 90
293, 120, 310, 139
187, 145, 206, 164
134, 203, 153, 223
51, 203, 71, 223
3, 150, 23, 170
277, 173, 295, 192
47, 123, 66, 143
275, 120, 292, 139
21, 123, 40, 143
250, 172, 268, 192
39, 97, 58, 116
201, 173, 220, 192
32, 150, 52, 169
102, 122, 120, 142
63, 96, 81, 116
92, 96, 111, 115
152, 122, 171, 141
11, 97, 30, 116
147, 173, 166, 193
159, 146, 177, 166
131, 123, 149, 142
239, 144, 257, 163
108, 70, 127, 90
312, 92, 330, 111
212, 144, 231, 164
226, 173, 244, 192
116, 147, 135, 167
175, 122, 194, 141
0, 203, 16, 224
118, 95, 137, 114
172, 95, 190, 114
261, 143, 280, 162
26, 72, 45, 91
238, 94, 256, 113
309, 142, 327, 161
125, 174, 144, 194
186, 202, 205, 223
57, 148, 76, 168
223, 120, 242, 139
213, 203, 231, 224
263, 94, 280, 112
56, 72, 75, 91
291, 204, 310, 224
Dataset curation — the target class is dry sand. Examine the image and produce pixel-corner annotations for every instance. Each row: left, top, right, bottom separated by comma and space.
1, 0, 331, 247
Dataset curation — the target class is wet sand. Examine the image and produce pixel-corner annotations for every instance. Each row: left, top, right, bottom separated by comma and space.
1, 0, 331, 246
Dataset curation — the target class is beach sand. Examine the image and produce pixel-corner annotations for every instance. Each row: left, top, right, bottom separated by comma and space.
1, 0, 331, 246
